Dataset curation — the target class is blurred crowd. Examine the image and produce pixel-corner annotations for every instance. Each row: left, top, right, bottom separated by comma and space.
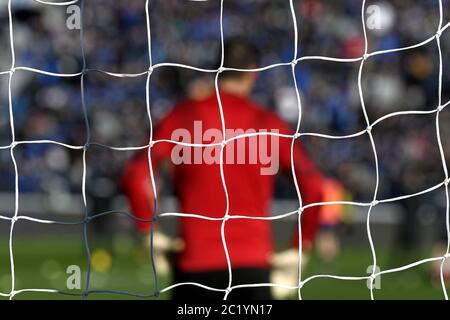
0, 0, 449, 246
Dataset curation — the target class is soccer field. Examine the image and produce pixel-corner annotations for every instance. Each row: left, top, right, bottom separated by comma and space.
0, 235, 444, 300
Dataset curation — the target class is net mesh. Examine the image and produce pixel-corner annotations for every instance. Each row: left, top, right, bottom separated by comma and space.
0, 0, 449, 300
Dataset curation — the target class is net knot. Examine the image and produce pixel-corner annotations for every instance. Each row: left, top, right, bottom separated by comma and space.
218, 67, 225, 74
148, 141, 155, 148
362, 53, 369, 61
11, 216, 18, 223
444, 253, 450, 259
221, 140, 227, 147
366, 125, 372, 133
83, 142, 90, 151
437, 104, 444, 112
225, 287, 232, 295
223, 214, 230, 221
368, 274, 377, 286
445, 178, 450, 186
294, 132, 301, 139
298, 207, 304, 215
291, 59, 298, 66
436, 30, 442, 38
148, 66, 154, 74
371, 200, 379, 207
10, 141, 17, 149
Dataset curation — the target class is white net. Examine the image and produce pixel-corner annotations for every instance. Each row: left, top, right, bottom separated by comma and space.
0, 0, 449, 300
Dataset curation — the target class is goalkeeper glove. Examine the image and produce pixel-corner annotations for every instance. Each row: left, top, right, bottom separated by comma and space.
270, 248, 309, 299
141, 231, 185, 277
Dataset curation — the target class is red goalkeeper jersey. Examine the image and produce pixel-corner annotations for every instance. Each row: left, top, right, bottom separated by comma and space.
122, 91, 324, 272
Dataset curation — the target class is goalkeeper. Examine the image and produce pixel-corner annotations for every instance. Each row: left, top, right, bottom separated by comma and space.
122, 38, 324, 300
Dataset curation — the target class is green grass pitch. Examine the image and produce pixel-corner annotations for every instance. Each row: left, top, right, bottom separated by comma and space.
0, 235, 446, 300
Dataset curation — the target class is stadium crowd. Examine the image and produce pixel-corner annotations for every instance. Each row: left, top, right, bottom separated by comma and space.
0, 0, 449, 248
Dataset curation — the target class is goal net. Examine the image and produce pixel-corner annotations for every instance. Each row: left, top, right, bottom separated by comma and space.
0, 0, 449, 300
